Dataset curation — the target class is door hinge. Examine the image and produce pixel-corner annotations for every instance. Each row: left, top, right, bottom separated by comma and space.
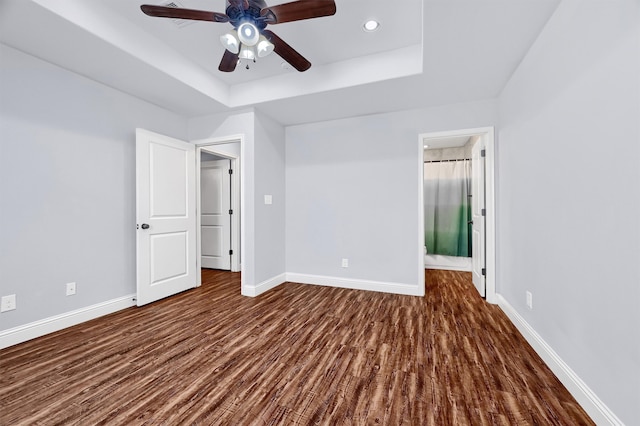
481, 149, 486, 157
229, 249, 233, 255
482, 268, 486, 276
481, 208, 486, 216
228, 169, 233, 175
229, 209, 233, 215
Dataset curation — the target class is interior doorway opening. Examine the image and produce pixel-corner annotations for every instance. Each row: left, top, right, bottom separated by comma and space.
418, 127, 496, 303
195, 138, 243, 288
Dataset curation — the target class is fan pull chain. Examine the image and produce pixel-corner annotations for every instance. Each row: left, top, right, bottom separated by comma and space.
244, 57, 256, 70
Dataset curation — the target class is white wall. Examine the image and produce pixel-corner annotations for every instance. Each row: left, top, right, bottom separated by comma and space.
497, 0, 640, 424
188, 110, 287, 294
188, 109, 255, 142
253, 112, 286, 287
285, 100, 497, 294
0, 44, 187, 331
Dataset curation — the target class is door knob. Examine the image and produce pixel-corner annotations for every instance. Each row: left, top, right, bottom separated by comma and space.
141, 223, 150, 229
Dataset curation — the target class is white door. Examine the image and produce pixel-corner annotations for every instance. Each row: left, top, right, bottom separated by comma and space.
136, 129, 197, 306
201, 159, 231, 270
471, 138, 486, 297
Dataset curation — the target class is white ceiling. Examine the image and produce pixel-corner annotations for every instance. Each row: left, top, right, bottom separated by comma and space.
0, 0, 561, 125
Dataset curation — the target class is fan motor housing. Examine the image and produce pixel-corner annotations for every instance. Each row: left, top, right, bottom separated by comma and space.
226, 0, 267, 29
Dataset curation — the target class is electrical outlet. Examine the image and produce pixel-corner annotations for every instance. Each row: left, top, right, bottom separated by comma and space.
1, 294, 16, 312
66, 282, 76, 296
341, 258, 349, 268
526, 291, 533, 310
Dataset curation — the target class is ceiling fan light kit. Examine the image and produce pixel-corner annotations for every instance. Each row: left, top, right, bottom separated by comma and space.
140, 0, 337, 72
239, 44, 256, 61
219, 30, 240, 54
256, 36, 275, 58
237, 22, 260, 46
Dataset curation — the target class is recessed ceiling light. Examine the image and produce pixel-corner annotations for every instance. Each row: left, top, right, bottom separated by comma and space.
363, 20, 380, 32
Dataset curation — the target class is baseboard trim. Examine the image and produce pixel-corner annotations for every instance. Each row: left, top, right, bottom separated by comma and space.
286, 273, 424, 296
0, 294, 136, 350
424, 255, 472, 272
242, 273, 286, 297
424, 264, 471, 272
497, 294, 623, 426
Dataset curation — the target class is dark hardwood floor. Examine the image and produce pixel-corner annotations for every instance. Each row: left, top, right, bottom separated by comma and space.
0, 269, 593, 425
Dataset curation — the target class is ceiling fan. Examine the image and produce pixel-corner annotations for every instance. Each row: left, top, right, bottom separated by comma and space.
140, 0, 337, 72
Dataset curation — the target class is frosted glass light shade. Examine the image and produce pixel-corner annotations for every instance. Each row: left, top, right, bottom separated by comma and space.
256, 36, 274, 58
239, 45, 256, 61
220, 31, 239, 54
237, 22, 259, 46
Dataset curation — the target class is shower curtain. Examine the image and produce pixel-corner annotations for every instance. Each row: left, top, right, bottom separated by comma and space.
424, 160, 472, 257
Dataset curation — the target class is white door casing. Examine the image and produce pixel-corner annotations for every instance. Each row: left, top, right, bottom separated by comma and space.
471, 137, 486, 297
201, 159, 231, 270
136, 129, 197, 306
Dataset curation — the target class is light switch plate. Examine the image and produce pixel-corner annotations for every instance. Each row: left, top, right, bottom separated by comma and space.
264, 195, 272, 205
66, 282, 76, 296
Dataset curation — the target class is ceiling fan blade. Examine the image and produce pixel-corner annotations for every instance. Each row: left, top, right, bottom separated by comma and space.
219, 49, 240, 72
261, 0, 336, 24
140, 5, 229, 23
262, 30, 311, 72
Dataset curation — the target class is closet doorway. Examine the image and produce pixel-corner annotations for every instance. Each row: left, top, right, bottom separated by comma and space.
194, 137, 243, 287
418, 127, 496, 302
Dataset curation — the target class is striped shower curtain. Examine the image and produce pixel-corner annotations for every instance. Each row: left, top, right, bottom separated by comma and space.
424, 160, 472, 257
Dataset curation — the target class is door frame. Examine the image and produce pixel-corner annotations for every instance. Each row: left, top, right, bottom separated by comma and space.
418, 126, 497, 304
193, 135, 244, 287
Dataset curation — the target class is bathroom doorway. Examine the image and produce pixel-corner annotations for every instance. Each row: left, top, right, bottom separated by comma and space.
418, 127, 495, 301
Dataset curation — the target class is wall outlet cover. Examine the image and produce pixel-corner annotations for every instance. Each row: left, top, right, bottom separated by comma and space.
1, 294, 17, 312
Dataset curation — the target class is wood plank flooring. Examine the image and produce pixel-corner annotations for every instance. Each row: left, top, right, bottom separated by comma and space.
0, 270, 593, 425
